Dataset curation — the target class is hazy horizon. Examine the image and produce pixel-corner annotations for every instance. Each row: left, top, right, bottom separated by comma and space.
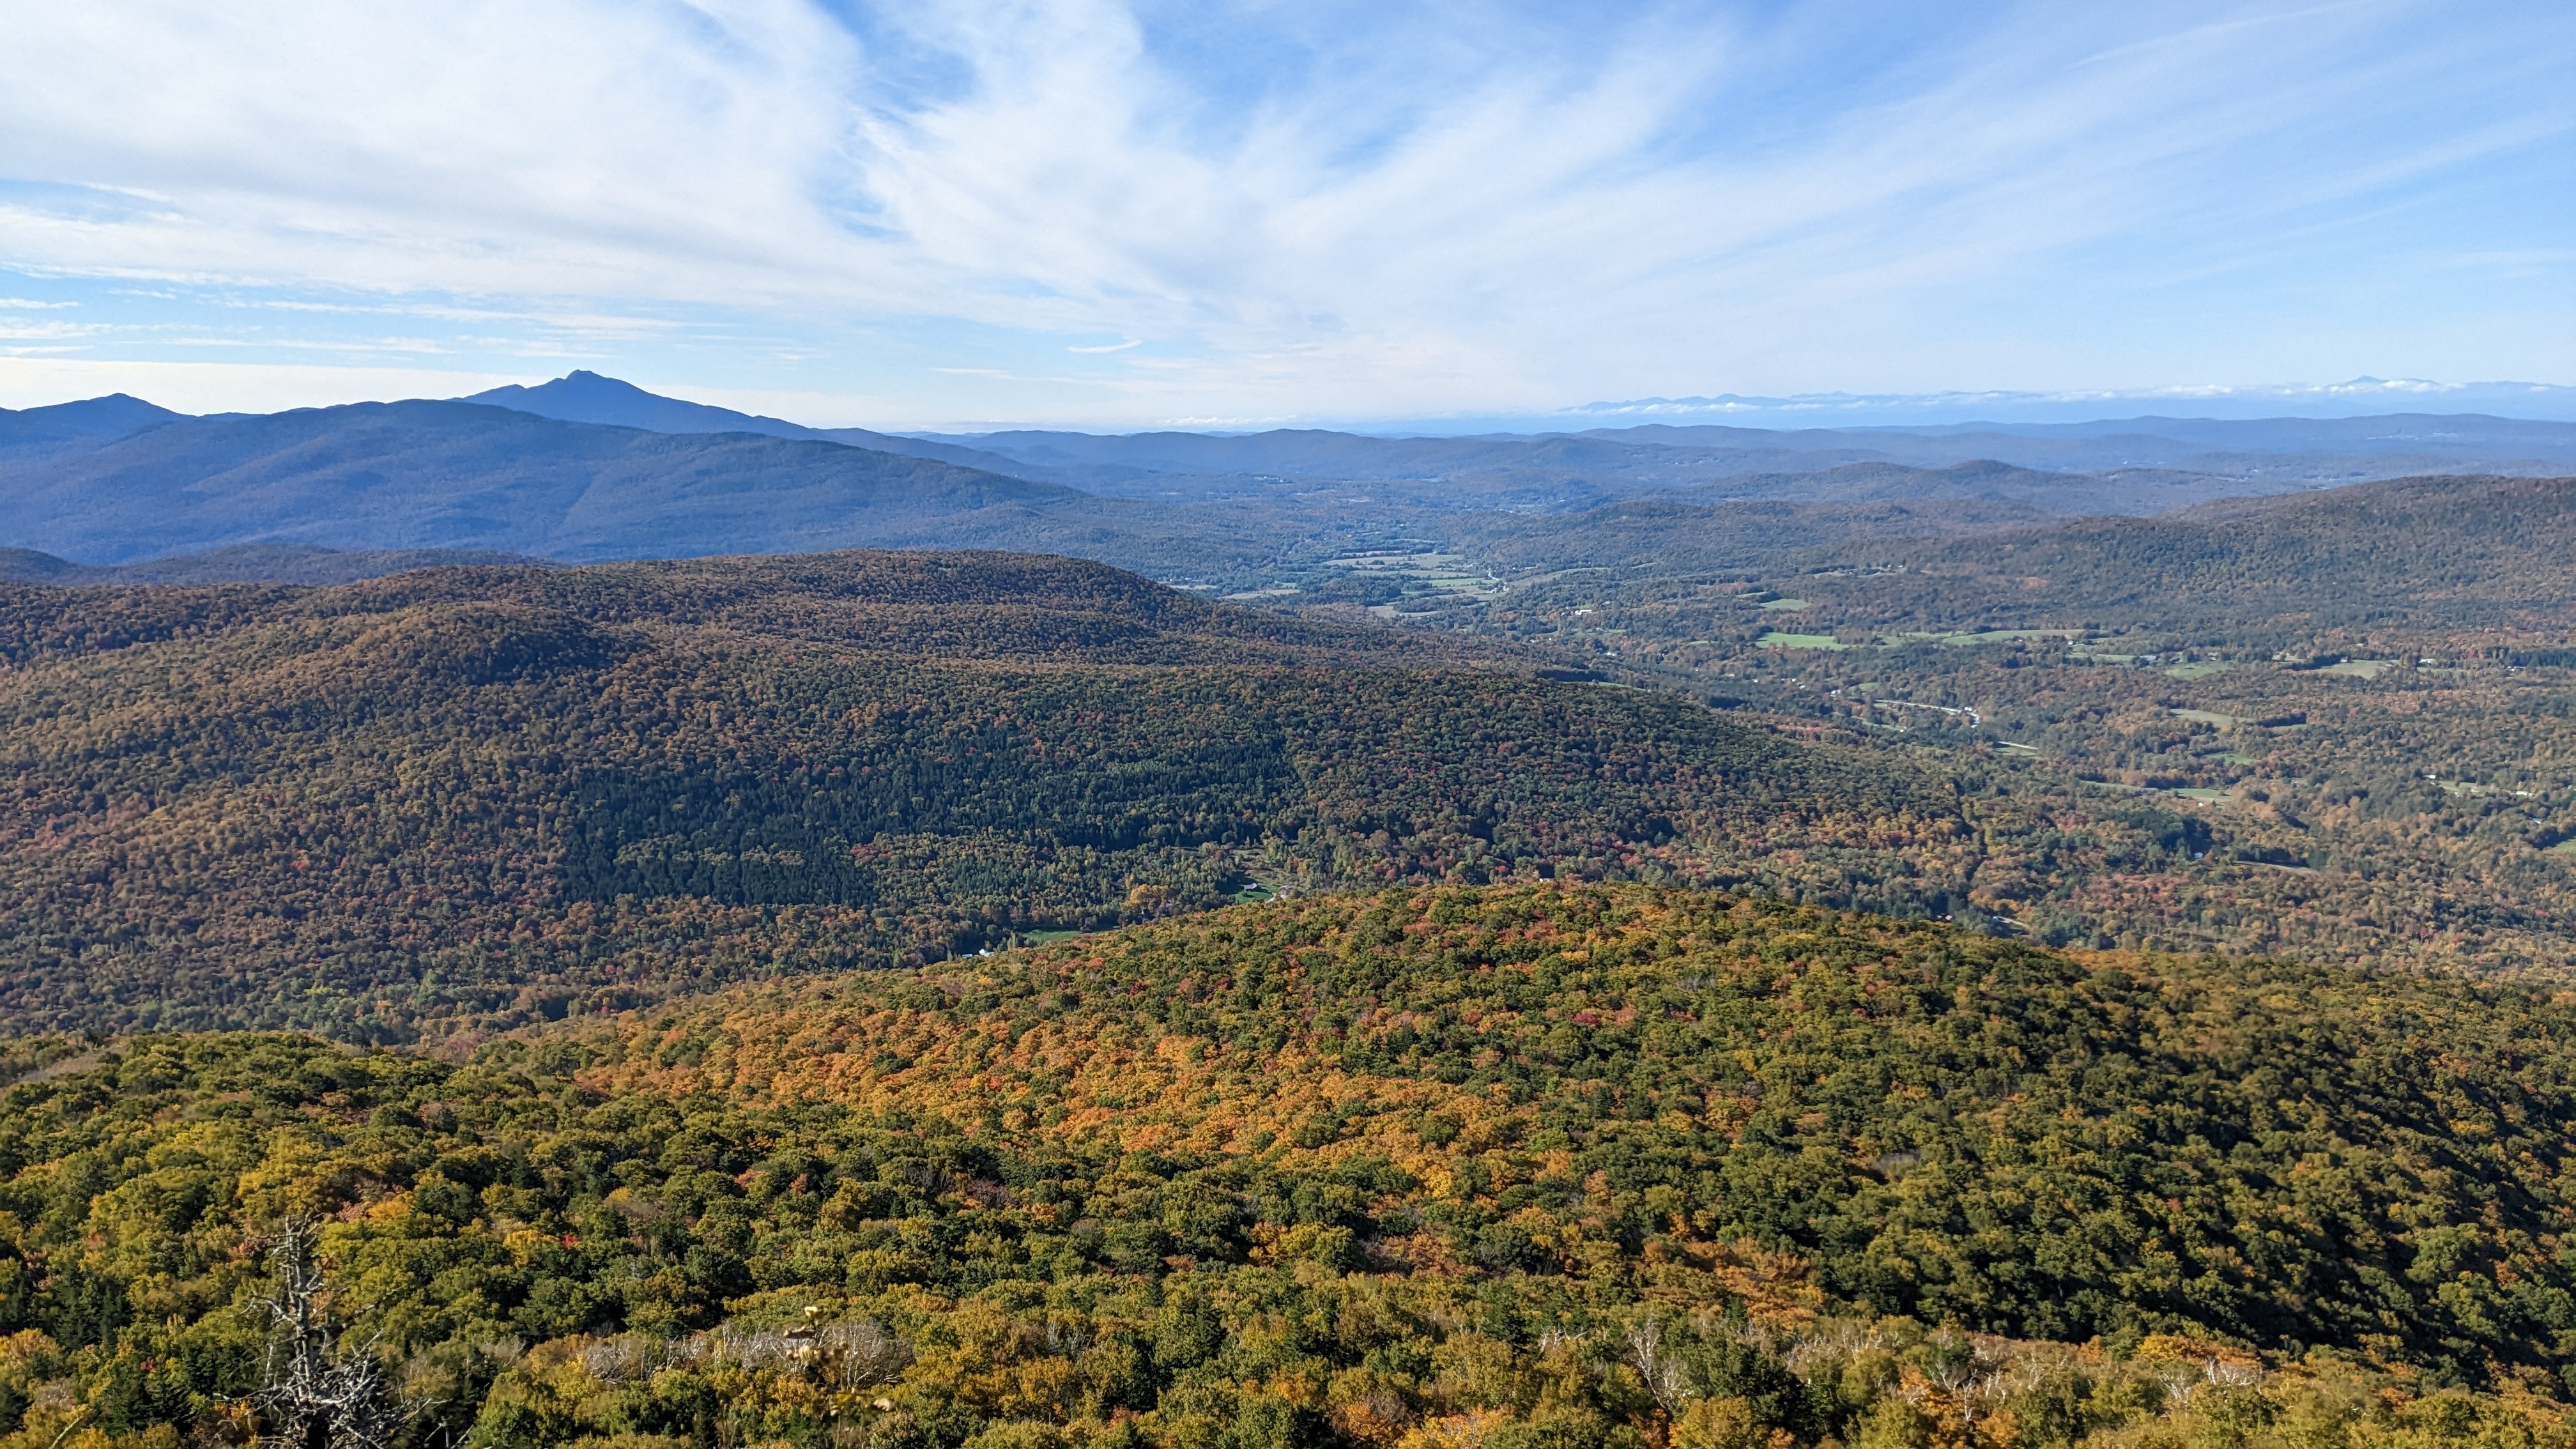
7, 370, 2575, 440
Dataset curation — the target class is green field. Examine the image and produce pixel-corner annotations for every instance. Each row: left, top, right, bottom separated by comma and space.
1940, 628, 2073, 647
1887, 627, 2075, 647
1759, 596, 1811, 610
1756, 630, 1846, 649
2322, 658, 2397, 678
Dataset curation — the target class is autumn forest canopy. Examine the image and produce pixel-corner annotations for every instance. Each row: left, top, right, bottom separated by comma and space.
7, 385, 2576, 1447
8, 885, 2576, 1449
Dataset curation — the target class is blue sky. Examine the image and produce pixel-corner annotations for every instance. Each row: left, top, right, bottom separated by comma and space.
0, 1, 2568, 429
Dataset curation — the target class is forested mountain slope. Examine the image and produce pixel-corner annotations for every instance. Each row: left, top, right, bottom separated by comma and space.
1, 884, 2570, 1448
1805, 473, 2576, 628
1444, 467, 2576, 584
0, 401, 1107, 565
0, 553, 1967, 1041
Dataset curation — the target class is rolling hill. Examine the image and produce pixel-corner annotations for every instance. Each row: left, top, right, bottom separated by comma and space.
1778, 472, 2576, 629
1, 884, 2571, 1448
9, 387, 2576, 1449
1443, 469, 2576, 601
0, 550, 1966, 1041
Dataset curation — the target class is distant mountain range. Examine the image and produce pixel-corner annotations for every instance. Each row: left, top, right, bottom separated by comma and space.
4, 371, 2573, 577
0, 397, 1122, 566
435, 371, 2576, 493
1552, 378, 2576, 427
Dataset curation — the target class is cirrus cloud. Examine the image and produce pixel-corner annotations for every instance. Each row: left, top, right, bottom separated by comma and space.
0, 1, 2567, 425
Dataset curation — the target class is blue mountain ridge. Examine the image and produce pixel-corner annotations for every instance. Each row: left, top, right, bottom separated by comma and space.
460, 371, 1025, 473
7, 372, 2573, 574
0, 399, 1085, 565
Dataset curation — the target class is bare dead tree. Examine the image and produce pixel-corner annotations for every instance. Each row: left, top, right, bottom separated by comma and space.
1915, 1330, 2013, 1427
245, 1217, 404, 1449
818, 1319, 914, 1390
1625, 1318, 1686, 1419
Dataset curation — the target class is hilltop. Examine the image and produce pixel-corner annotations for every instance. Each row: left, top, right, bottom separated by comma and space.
0, 884, 2570, 1447
0, 551, 1965, 1040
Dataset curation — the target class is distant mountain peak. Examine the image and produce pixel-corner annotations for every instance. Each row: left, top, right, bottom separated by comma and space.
463, 371, 857, 447
454, 374, 1037, 475
461, 371, 751, 429
0, 391, 187, 447
528, 369, 651, 397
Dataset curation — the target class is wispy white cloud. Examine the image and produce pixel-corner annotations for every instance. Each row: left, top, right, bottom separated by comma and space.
0, 1, 2566, 422
0, 320, 103, 341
